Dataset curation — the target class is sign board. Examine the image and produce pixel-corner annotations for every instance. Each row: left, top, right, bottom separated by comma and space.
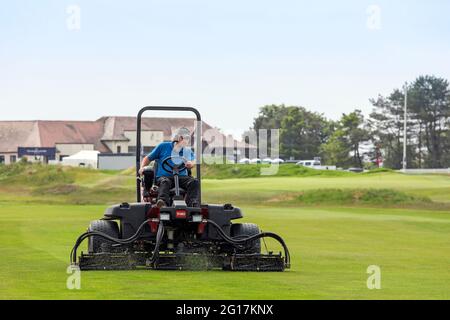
18, 147, 56, 160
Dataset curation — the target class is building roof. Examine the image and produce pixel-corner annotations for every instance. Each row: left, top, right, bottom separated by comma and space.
0, 120, 109, 153
98, 116, 256, 149
98, 116, 214, 141
0, 121, 41, 153
38, 120, 110, 152
0, 116, 255, 154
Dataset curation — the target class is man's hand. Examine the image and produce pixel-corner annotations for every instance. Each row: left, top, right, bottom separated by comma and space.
139, 156, 150, 175
185, 161, 194, 169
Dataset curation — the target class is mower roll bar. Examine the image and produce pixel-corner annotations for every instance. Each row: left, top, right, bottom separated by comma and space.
136, 106, 202, 203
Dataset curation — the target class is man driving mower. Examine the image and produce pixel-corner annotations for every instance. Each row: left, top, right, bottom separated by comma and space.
139, 127, 200, 208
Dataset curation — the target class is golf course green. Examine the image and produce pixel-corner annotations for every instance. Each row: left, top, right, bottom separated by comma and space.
0, 164, 449, 299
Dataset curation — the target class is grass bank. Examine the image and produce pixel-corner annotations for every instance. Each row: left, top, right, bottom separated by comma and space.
1, 163, 449, 207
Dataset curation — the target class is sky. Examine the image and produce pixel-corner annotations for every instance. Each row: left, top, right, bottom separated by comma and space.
1, 0, 450, 138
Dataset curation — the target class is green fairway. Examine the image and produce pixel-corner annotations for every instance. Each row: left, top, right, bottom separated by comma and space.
0, 204, 449, 299
0, 166, 449, 299
202, 174, 450, 205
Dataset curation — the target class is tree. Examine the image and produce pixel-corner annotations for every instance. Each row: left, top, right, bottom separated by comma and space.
321, 110, 370, 168
369, 89, 416, 169
246, 104, 290, 157
341, 110, 371, 167
249, 105, 333, 160
279, 107, 332, 159
370, 75, 450, 169
319, 128, 349, 166
408, 75, 450, 168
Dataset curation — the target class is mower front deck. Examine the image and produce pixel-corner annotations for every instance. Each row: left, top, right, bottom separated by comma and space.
77, 251, 286, 271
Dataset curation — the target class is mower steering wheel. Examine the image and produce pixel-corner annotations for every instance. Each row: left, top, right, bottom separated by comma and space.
161, 156, 188, 174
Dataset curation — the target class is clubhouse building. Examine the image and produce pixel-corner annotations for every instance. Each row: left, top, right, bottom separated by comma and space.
0, 117, 254, 165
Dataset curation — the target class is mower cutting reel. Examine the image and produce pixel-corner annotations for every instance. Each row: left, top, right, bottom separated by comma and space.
70, 106, 290, 272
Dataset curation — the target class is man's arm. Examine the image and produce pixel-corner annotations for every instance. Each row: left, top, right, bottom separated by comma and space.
185, 148, 196, 169
139, 156, 151, 174
139, 144, 161, 175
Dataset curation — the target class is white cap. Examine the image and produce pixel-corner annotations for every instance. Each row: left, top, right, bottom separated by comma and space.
172, 127, 191, 141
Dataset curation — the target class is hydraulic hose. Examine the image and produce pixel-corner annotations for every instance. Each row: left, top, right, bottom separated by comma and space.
206, 220, 291, 268
70, 219, 151, 264
71, 218, 290, 268
146, 222, 165, 266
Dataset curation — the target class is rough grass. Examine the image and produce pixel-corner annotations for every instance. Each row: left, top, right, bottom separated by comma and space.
362, 168, 396, 174
0, 162, 120, 185
0, 163, 134, 205
200, 163, 353, 179
201, 174, 450, 207
0, 162, 74, 185
295, 188, 432, 206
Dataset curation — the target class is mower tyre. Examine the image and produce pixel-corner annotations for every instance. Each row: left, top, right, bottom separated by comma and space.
231, 223, 261, 254
88, 220, 120, 253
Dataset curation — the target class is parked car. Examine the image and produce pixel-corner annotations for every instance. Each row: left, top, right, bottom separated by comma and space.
296, 160, 321, 167
271, 158, 285, 164
296, 159, 336, 170
238, 158, 250, 164
250, 158, 261, 164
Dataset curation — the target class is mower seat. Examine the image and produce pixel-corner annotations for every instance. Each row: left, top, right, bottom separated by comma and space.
151, 161, 190, 198
142, 167, 155, 192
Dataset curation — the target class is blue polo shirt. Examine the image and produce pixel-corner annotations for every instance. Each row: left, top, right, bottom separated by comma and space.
147, 141, 195, 178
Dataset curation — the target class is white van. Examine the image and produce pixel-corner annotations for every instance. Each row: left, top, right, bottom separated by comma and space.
296, 160, 321, 167
296, 159, 336, 170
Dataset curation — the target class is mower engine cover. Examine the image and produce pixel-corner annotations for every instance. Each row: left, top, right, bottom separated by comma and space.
103, 202, 243, 240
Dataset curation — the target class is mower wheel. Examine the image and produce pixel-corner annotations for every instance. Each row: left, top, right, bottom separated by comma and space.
231, 223, 261, 254
88, 220, 120, 253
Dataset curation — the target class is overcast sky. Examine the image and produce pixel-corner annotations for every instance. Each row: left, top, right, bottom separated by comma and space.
1, 0, 450, 138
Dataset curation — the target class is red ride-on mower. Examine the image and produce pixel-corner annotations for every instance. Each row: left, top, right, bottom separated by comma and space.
70, 106, 290, 271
